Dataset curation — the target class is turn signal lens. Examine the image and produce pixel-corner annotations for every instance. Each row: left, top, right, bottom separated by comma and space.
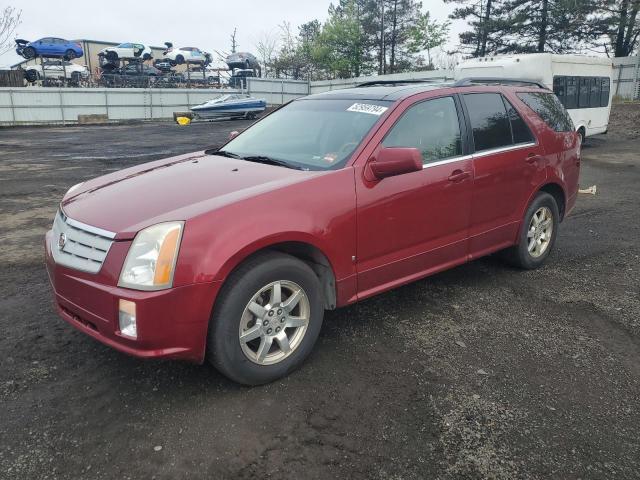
118, 299, 137, 338
118, 222, 184, 291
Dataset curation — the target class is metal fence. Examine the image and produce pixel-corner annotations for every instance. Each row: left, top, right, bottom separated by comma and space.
0, 88, 243, 125
309, 69, 454, 94
612, 56, 640, 100
0, 78, 311, 126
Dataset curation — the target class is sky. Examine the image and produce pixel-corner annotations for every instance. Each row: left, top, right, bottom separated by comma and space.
0, 0, 467, 68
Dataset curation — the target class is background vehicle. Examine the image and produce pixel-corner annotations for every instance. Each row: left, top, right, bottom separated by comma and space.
101, 64, 161, 87
99, 43, 153, 63
45, 80, 579, 385
228, 69, 256, 88
15, 37, 83, 60
190, 66, 221, 83
23, 61, 89, 85
190, 94, 266, 118
163, 44, 212, 65
455, 53, 613, 141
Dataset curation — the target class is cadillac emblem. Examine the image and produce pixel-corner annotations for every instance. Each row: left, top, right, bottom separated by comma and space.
58, 232, 67, 250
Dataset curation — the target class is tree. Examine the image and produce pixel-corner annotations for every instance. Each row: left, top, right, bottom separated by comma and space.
408, 11, 450, 68
382, 0, 422, 73
602, 0, 640, 56
254, 30, 279, 77
444, 0, 505, 56
0, 6, 21, 56
496, 0, 599, 54
313, 1, 368, 78
230, 27, 238, 53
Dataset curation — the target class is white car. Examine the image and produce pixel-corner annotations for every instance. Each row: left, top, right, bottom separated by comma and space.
99, 43, 153, 63
163, 45, 212, 65
24, 61, 89, 84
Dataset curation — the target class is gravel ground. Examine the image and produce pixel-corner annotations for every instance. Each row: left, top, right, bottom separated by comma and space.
1, 107, 639, 479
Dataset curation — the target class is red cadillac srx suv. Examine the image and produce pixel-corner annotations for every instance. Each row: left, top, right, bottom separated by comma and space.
45, 79, 580, 385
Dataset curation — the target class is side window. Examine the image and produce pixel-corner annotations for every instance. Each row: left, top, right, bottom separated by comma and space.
463, 93, 512, 151
565, 76, 578, 109
553, 76, 566, 106
517, 92, 574, 132
382, 96, 462, 165
600, 77, 610, 107
579, 78, 590, 108
503, 97, 535, 144
589, 78, 601, 108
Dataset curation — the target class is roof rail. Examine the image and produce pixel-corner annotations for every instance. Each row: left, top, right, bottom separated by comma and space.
454, 77, 548, 89
355, 79, 447, 88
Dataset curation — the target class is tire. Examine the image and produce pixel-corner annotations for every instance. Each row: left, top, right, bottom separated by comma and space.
24, 69, 39, 83
70, 71, 82, 85
503, 192, 559, 269
578, 127, 586, 147
23, 46, 36, 59
175, 54, 185, 65
142, 53, 152, 61
106, 50, 118, 63
65, 49, 76, 60
208, 252, 324, 385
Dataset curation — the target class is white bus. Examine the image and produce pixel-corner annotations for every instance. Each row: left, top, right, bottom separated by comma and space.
455, 53, 614, 140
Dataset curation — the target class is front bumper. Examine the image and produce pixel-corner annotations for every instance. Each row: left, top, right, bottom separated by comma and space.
45, 230, 220, 363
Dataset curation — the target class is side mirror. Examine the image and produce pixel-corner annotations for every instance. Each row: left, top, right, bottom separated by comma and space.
368, 147, 423, 180
228, 130, 240, 141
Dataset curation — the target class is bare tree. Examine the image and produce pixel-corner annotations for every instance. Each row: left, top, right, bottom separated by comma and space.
230, 27, 239, 53
0, 6, 21, 56
254, 29, 279, 77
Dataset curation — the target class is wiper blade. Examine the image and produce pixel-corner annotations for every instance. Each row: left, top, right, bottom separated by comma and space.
213, 149, 241, 158
241, 155, 304, 170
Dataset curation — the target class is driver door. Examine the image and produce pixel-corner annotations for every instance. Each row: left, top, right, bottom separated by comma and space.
355, 94, 473, 299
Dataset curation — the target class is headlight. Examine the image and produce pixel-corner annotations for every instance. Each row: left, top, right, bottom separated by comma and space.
118, 222, 184, 291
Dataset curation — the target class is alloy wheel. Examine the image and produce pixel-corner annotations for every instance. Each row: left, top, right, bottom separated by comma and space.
239, 280, 310, 365
527, 206, 553, 258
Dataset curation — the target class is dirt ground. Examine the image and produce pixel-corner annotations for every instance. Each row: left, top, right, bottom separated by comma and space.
1, 107, 639, 480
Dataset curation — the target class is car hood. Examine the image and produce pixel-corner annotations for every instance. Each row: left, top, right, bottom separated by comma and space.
61, 152, 321, 239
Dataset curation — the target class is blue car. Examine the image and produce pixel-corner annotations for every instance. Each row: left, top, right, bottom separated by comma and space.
15, 38, 83, 60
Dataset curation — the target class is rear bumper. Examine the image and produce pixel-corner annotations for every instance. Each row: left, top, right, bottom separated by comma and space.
45, 230, 220, 363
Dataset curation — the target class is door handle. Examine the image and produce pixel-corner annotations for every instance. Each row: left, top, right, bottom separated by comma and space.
448, 170, 471, 182
526, 153, 542, 164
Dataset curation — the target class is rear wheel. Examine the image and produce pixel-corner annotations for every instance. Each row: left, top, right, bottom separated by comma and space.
175, 54, 185, 65
23, 46, 36, 59
208, 252, 324, 385
503, 192, 559, 269
64, 49, 76, 60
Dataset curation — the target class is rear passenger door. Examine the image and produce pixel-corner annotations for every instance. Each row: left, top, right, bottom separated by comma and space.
461, 92, 546, 259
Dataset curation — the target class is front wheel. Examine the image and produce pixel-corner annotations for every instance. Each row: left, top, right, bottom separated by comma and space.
503, 192, 559, 269
208, 252, 324, 385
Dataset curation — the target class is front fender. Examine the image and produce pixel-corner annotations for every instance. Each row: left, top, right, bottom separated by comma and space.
172, 168, 358, 289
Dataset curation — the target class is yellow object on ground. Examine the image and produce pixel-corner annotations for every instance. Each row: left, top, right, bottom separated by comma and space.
176, 116, 191, 126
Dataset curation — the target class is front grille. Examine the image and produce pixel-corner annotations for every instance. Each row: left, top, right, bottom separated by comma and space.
51, 209, 115, 274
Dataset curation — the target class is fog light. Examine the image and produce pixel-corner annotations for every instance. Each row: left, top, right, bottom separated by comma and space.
119, 299, 137, 339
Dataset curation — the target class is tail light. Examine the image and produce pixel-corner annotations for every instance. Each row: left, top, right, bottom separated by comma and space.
76, 43, 82, 48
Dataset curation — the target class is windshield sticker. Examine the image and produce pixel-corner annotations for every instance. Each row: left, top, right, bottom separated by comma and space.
347, 103, 388, 116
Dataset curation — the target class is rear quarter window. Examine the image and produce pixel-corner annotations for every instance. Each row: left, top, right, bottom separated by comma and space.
463, 93, 513, 151
517, 92, 574, 132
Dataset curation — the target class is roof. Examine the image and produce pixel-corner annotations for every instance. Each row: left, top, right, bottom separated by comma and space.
305, 83, 450, 101
304, 78, 547, 102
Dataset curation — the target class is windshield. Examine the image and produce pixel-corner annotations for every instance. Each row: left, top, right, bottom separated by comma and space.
218, 98, 392, 170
